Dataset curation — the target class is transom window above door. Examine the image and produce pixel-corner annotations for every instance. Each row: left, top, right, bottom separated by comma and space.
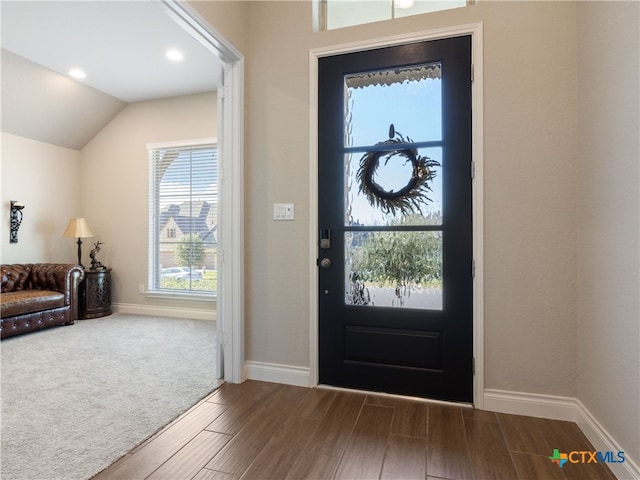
318, 0, 472, 31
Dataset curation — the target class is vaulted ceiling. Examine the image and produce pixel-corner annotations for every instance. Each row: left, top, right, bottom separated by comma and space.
1, 1, 222, 150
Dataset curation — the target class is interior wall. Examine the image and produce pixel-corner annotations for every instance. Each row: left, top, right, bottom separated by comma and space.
464, 1, 578, 396
0, 132, 80, 264
242, 2, 315, 368
193, 0, 581, 395
577, 1, 640, 466
79, 92, 217, 314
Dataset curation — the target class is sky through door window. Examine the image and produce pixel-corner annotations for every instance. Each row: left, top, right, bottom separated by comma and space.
148, 140, 218, 297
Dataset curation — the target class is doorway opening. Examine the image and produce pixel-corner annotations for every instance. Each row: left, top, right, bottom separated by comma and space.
164, 0, 245, 384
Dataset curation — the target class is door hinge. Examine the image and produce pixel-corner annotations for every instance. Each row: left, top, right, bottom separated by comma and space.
472, 356, 476, 376
471, 64, 474, 83
471, 161, 475, 179
472, 259, 476, 278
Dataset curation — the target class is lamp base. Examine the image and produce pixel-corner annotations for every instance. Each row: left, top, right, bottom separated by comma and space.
76, 238, 84, 268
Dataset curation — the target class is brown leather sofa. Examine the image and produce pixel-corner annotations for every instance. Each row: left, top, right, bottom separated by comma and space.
1, 264, 84, 339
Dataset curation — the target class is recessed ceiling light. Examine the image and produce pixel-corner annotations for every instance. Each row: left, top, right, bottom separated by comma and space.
69, 68, 86, 79
166, 49, 183, 62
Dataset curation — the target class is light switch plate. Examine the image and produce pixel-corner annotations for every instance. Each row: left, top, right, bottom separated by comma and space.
273, 203, 294, 221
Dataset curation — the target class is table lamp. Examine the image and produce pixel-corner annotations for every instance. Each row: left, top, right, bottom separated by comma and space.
62, 218, 94, 268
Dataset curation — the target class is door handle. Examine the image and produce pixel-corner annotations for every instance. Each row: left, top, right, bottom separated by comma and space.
318, 258, 332, 268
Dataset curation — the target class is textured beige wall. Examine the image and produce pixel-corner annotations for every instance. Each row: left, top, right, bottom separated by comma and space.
79, 92, 217, 311
436, 2, 575, 395
0, 132, 80, 264
242, 2, 315, 368
193, 1, 581, 393
577, 1, 640, 466
469, 1, 578, 396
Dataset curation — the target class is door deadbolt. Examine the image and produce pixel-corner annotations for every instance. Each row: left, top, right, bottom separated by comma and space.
320, 228, 331, 249
318, 258, 332, 268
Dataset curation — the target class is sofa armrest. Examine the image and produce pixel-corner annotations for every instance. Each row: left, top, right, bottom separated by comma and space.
29, 264, 84, 308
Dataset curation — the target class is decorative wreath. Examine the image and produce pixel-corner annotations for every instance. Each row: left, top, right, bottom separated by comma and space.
356, 125, 440, 216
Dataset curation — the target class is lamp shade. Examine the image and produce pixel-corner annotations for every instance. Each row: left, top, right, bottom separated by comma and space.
62, 218, 94, 238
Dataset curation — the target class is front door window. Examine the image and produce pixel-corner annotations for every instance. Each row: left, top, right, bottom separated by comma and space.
343, 63, 444, 310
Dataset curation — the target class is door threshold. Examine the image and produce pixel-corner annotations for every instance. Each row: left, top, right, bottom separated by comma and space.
317, 384, 474, 409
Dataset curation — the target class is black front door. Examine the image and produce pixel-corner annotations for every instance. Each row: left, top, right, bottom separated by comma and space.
318, 36, 473, 402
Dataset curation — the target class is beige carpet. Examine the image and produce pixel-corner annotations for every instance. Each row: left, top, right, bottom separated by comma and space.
1, 314, 220, 480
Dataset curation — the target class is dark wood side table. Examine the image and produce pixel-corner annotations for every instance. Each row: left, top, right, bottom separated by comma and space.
79, 268, 112, 319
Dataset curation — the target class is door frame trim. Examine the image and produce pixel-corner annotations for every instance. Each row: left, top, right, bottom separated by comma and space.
308, 23, 484, 407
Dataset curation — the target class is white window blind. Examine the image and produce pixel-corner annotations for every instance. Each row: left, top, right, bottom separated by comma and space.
148, 140, 218, 297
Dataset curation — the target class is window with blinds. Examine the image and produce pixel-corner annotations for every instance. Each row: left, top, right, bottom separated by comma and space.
148, 140, 218, 297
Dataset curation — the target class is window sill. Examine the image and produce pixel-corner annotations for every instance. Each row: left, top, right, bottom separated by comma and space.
145, 290, 216, 302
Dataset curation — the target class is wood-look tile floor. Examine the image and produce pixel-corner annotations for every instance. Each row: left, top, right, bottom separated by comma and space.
93, 381, 616, 480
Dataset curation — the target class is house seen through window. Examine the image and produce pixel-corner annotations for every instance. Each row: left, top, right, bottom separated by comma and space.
148, 140, 218, 297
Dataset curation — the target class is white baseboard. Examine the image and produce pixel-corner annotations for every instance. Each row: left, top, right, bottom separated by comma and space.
574, 399, 640, 480
484, 389, 639, 480
113, 303, 216, 322
243, 361, 311, 388
484, 388, 579, 422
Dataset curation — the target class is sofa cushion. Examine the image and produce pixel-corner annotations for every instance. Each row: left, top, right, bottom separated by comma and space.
1, 290, 65, 318
29, 264, 72, 293
1, 264, 31, 293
